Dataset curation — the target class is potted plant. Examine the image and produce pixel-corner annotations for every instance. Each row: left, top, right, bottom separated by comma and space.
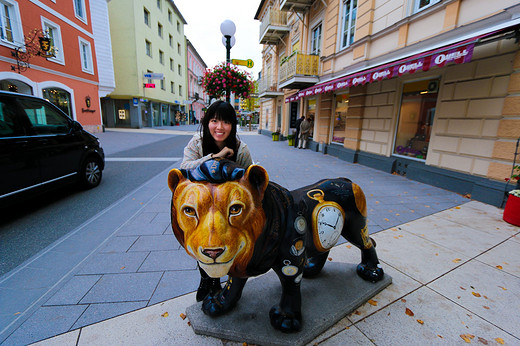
272, 130, 280, 141
287, 134, 295, 146
503, 164, 520, 226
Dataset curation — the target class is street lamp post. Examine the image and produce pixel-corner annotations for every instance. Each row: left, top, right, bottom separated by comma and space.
220, 20, 236, 103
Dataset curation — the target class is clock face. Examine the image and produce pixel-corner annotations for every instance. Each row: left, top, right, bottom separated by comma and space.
316, 205, 344, 250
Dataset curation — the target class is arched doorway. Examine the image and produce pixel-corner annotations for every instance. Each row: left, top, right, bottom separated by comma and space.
0, 79, 33, 95
42, 88, 72, 118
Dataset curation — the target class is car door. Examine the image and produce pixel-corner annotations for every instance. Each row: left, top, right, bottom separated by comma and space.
17, 97, 84, 184
0, 95, 39, 198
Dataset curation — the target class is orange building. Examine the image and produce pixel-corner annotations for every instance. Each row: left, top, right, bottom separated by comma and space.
0, 0, 114, 133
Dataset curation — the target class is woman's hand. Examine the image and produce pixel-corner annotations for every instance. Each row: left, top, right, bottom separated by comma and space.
213, 147, 234, 159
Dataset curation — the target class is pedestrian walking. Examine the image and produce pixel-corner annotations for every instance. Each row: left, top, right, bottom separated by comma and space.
298, 117, 312, 149
180, 100, 254, 302
294, 115, 304, 148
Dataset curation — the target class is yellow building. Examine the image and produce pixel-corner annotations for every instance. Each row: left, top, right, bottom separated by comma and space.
255, 0, 520, 206
103, 0, 188, 128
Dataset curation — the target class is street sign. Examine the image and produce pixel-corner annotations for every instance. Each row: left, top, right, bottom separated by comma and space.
231, 59, 254, 68
143, 73, 164, 80
144, 83, 155, 88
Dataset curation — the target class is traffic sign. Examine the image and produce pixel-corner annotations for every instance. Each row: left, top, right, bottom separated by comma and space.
144, 83, 155, 88
231, 59, 254, 68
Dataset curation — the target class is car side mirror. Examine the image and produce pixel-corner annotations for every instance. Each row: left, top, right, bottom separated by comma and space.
72, 121, 83, 131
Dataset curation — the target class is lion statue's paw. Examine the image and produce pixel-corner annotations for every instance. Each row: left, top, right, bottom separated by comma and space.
269, 305, 302, 333
356, 263, 384, 283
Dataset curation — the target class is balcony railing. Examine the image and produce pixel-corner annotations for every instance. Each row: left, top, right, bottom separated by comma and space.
258, 77, 284, 98
278, 53, 319, 89
259, 7, 290, 45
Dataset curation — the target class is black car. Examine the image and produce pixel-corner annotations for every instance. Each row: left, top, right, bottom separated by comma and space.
0, 91, 104, 206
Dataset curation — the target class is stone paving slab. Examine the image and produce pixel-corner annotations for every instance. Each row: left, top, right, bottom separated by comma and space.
186, 263, 392, 346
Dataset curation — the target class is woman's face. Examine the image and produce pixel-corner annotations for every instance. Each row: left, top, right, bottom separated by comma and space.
208, 118, 232, 145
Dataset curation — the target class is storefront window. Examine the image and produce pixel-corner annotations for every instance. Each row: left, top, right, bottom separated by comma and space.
42, 88, 72, 118
306, 98, 316, 138
393, 78, 439, 160
333, 94, 348, 144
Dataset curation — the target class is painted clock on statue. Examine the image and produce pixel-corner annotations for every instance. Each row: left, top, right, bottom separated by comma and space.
308, 189, 345, 252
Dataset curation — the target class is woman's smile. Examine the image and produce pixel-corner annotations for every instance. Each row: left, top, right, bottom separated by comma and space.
209, 119, 232, 145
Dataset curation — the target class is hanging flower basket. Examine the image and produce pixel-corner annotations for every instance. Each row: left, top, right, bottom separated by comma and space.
202, 62, 255, 99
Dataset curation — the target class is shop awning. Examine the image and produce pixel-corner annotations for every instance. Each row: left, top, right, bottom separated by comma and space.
285, 19, 520, 103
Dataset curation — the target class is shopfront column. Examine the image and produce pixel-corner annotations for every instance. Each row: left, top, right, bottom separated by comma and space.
344, 85, 367, 151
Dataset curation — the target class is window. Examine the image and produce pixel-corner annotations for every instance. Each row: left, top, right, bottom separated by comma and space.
311, 24, 321, 55
79, 37, 93, 73
144, 8, 150, 26
169, 34, 173, 47
145, 39, 151, 57
73, 0, 86, 22
170, 58, 174, 71
177, 43, 181, 55
171, 81, 175, 94
157, 22, 163, 38
414, 0, 440, 13
160, 79, 165, 90
178, 64, 181, 76
0, 0, 22, 46
41, 88, 73, 119
42, 18, 64, 63
156, 0, 161, 10
178, 85, 182, 96
0, 98, 23, 137
176, 21, 180, 33
393, 78, 439, 160
159, 50, 164, 64
21, 96, 71, 133
340, 0, 357, 49
168, 9, 172, 23
332, 94, 349, 144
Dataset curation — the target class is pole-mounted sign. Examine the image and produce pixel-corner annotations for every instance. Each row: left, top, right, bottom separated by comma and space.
231, 59, 254, 68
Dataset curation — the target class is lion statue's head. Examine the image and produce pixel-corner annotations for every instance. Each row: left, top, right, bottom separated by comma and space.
168, 159, 269, 278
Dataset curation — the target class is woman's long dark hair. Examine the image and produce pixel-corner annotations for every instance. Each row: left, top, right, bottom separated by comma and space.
200, 100, 239, 162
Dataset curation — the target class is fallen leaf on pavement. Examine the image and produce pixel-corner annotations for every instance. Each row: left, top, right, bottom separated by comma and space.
401, 299, 406, 303
405, 308, 414, 316
496, 265, 503, 270
328, 257, 333, 261
161, 312, 169, 318
495, 337, 504, 344
417, 319, 424, 325
460, 286, 466, 290
346, 245, 352, 248
179, 313, 186, 320
453, 258, 462, 263
478, 337, 488, 345
460, 334, 475, 343
472, 292, 481, 297
368, 299, 377, 306
498, 286, 507, 290
483, 306, 490, 310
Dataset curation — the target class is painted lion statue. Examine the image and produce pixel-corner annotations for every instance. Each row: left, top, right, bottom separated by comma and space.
168, 159, 384, 333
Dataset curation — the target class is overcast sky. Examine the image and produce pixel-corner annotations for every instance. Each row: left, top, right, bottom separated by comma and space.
175, 0, 263, 78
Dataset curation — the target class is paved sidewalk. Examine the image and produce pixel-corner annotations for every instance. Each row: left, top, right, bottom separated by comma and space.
1, 127, 518, 345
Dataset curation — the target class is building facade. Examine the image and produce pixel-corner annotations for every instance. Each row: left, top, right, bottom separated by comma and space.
103, 0, 187, 128
186, 39, 207, 123
0, 0, 113, 133
255, 0, 520, 206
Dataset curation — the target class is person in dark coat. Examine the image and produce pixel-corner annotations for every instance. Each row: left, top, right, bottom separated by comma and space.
294, 115, 305, 148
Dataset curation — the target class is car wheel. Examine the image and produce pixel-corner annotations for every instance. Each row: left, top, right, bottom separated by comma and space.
80, 156, 102, 189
